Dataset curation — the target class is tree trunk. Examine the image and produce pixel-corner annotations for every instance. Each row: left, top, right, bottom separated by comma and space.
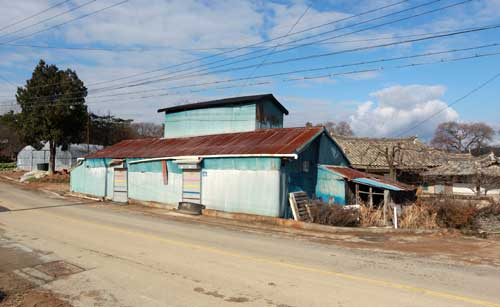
48, 140, 56, 175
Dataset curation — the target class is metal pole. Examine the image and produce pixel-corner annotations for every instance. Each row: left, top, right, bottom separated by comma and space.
393, 206, 398, 229
383, 190, 389, 226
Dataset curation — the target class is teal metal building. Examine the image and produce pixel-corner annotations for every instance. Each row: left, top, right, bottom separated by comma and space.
71, 94, 402, 217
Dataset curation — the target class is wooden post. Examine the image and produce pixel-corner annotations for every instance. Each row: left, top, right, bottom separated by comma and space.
355, 183, 359, 205
383, 190, 389, 226
369, 186, 373, 208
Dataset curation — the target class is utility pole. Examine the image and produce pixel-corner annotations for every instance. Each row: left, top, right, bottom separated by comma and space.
87, 113, 90, 154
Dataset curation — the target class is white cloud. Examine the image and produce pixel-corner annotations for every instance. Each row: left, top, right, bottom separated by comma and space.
350, 84, 459, 139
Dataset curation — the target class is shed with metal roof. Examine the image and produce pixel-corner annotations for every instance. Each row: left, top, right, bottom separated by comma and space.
71, 126, 351, 217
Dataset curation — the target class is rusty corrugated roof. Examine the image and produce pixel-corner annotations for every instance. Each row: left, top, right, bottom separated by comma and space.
86, 127, 324, 159
324, 166, 368, 180
324, 166, 412, 191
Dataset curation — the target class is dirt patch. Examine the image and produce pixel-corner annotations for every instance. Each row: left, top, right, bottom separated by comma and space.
0, 272, 70, 307
34, 261, 83, 279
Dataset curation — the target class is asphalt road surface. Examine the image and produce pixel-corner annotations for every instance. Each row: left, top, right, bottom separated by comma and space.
0, 181, 499, 307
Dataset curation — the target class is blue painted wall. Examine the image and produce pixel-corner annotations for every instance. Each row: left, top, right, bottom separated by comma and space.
164, 104, 256, 138
128, 160, 183, 205
315, 166, 346, 205
163, 99, 285, 138
70, 158, 111, 197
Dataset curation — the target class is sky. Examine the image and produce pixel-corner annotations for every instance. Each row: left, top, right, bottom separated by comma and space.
0, 0, 499, 141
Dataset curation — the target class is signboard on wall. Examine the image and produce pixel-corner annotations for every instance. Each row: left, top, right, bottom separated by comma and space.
178, 163, 200, 170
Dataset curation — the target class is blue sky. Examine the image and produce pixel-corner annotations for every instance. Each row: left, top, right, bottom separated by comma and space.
0, 0, 499, 140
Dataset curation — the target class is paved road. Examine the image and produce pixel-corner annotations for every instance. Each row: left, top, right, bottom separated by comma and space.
0, 182, 499, 307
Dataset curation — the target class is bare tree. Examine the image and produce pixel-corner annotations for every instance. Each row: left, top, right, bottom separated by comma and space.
130, 122, 164, 138
431, 121, 495, 153
319, 121, 354, 136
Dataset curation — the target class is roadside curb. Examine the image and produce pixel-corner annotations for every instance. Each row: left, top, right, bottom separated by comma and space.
201, 209, 439, 235
63, 192, 441, 235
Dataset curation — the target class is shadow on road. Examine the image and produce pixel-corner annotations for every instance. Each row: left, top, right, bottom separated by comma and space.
0, 201, 97, 213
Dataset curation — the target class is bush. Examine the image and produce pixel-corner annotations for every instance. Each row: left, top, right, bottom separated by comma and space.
399, 203, 438, 229
474, 203, 500, 233
359, 205, 387, 227
311, 203, 359, 227
0, 162, 16, 171
432, 201, 478, 230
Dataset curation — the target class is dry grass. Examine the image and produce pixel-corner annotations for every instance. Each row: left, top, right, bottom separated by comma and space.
310, 203, 359, 227
399, 203, 439, 229
359, 205, 386, 227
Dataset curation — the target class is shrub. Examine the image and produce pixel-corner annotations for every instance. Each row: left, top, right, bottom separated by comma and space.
399, 203, 438, 229
359, 205, 387, 227
311, 203, 359, 227
0, 162, 16, 171
432, 201, 478, 229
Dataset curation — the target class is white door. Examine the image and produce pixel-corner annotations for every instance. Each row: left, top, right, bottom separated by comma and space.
182, 169, 201, 204
113, 168, 128, 202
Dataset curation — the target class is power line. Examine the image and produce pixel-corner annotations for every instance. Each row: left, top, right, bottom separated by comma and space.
0, 74, 18, 89
97, 22, 500, 92
3, 39, 499, 106
0, 0, 71, 33
236, 3, 311, 95
2, 48, 499, 109
0, 42, 147, 52
0, 0, 97, 41
97, 0, 469, 90
0, 0, 450, 94
0, 0, 129, 45
78, 0, 414, 87
4, 21, 495, 99
395, 71, 500, 137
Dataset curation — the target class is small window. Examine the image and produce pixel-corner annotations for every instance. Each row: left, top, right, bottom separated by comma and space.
303, 161, 310, 172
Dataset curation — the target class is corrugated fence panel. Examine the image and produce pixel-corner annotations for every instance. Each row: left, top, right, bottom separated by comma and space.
128, 171, 183, 205
201, 169, 281, 217
70, 162, 107, 197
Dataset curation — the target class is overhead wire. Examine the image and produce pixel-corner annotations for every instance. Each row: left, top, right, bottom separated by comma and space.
91, 0, 472, 91
2, 35, 499, 106
0, 0, 71, 33
88, 0, 448, 88
0, 0, 97, 41
394, 71, 500, 137
79, 0, 412, 87
0, 0, 462, 95
2, 47, 499, 109
0, 0, 129, 45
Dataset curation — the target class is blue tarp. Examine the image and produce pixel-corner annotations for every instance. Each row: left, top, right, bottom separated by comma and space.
351, 177, 403, 191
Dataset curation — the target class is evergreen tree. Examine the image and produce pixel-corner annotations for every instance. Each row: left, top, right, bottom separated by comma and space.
16, 60, 88, 174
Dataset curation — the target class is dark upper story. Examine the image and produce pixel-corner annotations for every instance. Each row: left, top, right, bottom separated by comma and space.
157, 94, 289, 139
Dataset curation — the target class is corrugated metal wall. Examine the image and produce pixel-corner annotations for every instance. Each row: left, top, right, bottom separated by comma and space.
201, 157, 282, 217
163, 104, 257, 138
128, 160, 183, 204
315, 166, 346, 205
70, 158, 111, 197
